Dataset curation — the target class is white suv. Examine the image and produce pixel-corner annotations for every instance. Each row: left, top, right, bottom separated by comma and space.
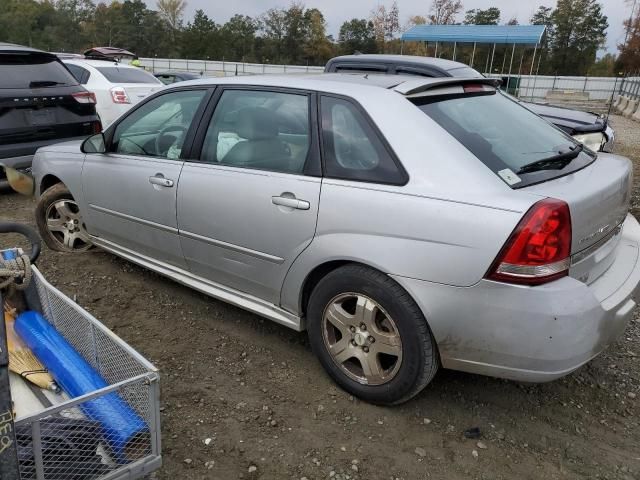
63, 59, 163, 127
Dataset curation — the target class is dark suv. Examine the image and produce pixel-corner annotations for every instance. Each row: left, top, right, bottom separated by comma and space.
326, 55, 614, 152
0, 43, 101, 187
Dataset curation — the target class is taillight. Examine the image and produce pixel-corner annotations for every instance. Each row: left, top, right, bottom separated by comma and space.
487, 198, 572, 285
91, 120, 102, 134
110, 87, 130, 104
463, 84, 490, 93
72, 91, 96, 104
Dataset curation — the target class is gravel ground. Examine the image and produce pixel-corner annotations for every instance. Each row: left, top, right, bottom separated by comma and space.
1, 114, 640, 480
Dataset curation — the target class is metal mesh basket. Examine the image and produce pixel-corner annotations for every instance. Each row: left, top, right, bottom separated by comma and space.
14, 266, 161, 480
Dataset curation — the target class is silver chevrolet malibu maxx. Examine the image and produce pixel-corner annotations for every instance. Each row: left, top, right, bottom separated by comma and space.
31, 74, 640, 405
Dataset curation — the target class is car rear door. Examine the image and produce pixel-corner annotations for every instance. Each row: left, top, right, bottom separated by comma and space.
176, 87, 322, 304
82, 88, 210, 269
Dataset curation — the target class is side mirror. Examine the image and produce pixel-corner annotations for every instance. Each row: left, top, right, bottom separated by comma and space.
81, 133, 106, 154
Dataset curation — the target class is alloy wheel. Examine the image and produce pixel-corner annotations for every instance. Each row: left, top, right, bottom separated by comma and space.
45, 199, 92, 251
322, 293, 403, 386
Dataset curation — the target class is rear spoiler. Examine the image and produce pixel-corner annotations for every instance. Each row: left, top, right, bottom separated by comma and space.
393, 77, 502, 97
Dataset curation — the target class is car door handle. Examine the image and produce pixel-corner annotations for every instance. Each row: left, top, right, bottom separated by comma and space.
272, 196, 310, 210
148, 175, 174, 188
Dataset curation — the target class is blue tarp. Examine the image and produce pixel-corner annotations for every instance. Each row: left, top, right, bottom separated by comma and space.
401, 25, 546, 45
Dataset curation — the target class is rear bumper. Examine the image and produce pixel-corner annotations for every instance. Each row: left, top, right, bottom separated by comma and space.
0, 136, 89, 168
393, 213, 640, 382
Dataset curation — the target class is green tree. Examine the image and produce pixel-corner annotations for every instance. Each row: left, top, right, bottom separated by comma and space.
464, 7, 501, 25
338, 19, 377, 54
181, 9, 219, 59
549, 0, 608, 75
617, 0, 640, 72
304, 8, 334, 64
220, 15, 258, 61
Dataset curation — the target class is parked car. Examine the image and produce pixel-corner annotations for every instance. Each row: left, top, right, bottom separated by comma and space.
154, 71, 202, 85
62, 58, 163, 127
31, 74, 639, 405
0, 43, 101, 188
326, 54, 615, 152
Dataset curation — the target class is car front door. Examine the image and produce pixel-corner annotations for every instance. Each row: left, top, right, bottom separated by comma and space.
177, 87, 321, 303
82, 88, 209, 269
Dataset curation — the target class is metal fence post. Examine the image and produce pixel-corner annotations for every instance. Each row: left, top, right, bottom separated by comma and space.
583, 76, 588, 92
552, 74, 557, 91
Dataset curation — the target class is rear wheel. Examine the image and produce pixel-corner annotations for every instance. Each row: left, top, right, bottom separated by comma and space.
307, 265, 439, 405
35, 183, 92, 252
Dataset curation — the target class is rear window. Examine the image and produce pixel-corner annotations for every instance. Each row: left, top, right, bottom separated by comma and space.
447, 66, 484, 78
0, 53, 78, 89
95, 66, 161, 84
414, 91, 595, 188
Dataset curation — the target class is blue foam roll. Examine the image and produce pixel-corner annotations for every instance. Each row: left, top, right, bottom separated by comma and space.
15, 311, 149, 463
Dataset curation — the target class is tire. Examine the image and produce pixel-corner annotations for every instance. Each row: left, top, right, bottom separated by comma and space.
35, 183, 93, 253
307, 264, 439, 405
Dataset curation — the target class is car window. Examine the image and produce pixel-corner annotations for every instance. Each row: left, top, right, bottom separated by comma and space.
95, 66, 162, 84
111, 90, 206, 159
320, 96, 405, 185
447, 66, 484, 78
0, 54, 78, 89
335, 65, 388, 74
157, 75, 174, 85
65, 64, 90, 84
414, 91, 593, 187
396, 68, 433, 78
200, 89, 311, 174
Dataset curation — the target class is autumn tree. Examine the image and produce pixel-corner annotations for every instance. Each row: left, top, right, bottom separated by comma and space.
618, 0, 640, 72
428, 0, 463, 25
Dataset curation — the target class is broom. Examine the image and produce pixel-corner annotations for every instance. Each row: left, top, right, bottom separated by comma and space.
4, 304, 60, 394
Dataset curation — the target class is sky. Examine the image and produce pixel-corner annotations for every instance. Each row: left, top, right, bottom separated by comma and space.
165, 0, 632, 55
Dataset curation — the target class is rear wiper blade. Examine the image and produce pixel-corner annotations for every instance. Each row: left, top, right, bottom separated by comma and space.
29, 81, 66, 87
517, 144, 583, 174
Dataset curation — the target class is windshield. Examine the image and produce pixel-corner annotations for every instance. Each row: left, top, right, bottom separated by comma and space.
0, 54, 78, 89
414, 92, 595, 188
95, 66, 161, 84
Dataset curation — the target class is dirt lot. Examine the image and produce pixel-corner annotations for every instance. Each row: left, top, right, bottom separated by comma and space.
2, 115, 640, 480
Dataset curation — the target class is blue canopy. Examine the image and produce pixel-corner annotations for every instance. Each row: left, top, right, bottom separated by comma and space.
401, 25, 546, 45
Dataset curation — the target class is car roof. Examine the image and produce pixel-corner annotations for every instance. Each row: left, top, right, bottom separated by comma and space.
175, 73, 499, 97
328, 54, 469, 72
0, 42, 51, 55
62, 58, 139, 69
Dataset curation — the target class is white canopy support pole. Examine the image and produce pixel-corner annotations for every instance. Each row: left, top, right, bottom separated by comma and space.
485, 47, 490, 74
435, 42, 438, 57
528, 44, 538, 99
501, 46, 508, 74
425, 41, 428, 56
471, 42, 477, 68
506, 43, 516, 93
516, 48, 525, 98
489, 43, 496, 76
401, 40, 404, 55
530, 47, 544, 100
453, 41, 457, 61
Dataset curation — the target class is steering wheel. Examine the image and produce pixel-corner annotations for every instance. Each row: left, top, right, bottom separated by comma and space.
155, 124, 188, 156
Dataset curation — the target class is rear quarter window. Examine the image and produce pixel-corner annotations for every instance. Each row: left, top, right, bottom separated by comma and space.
320, 96, 407, 185
0, 53, 78, 89
95, 66, 162, 84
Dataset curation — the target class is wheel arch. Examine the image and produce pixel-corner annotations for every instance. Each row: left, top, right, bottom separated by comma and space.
40, 174, 64, 196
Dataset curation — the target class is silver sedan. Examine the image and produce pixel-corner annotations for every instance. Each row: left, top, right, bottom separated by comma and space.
30, 74, 640, 405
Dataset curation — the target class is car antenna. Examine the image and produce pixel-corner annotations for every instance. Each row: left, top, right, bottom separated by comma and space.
364, 73, 369, 79
605, 75, 621, 125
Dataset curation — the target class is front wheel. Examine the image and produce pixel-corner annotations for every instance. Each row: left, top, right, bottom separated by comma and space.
307, 265, 439, 405
35, 183, 92, 253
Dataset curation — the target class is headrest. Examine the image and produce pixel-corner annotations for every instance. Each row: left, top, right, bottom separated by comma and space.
236, 107, 278, 140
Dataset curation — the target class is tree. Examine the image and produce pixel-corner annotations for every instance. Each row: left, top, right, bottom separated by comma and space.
428, 0, 463, 25
548, 0, 608, 75
506, 17, 519, 26
181, 9, 219, 59
156, 0, 186, 31
304, 8, 334, 64
370, 4, 387, 49
221, 15, 258, 61
384, 1, 400, 41
464, 7, 500, 25
617, 0, 640, 72
338, 19, 377, 54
